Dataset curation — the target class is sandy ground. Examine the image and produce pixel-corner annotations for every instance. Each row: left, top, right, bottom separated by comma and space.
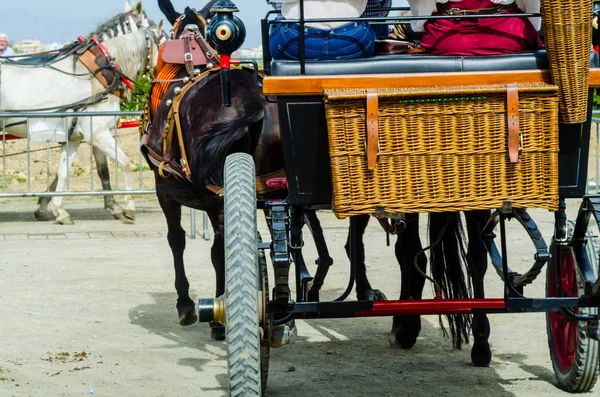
0, 195, 598, 397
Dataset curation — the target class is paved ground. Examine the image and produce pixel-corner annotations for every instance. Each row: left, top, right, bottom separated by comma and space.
0, 196, 598, 397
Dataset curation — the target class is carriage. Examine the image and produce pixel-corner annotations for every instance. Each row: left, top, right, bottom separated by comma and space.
188, 0, 600, 395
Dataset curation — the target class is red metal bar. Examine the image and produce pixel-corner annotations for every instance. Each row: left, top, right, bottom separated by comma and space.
118, 120, 139, 129
355, 298, 506, 317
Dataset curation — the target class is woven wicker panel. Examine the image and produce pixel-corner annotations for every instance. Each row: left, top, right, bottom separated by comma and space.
540, 0, 592, 123
325, 84, 559, 218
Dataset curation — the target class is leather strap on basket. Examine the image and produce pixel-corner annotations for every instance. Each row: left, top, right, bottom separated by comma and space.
366, 89, 379, 170
507, 83, 520, 164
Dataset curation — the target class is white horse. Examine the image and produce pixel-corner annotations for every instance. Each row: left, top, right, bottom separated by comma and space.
0, 2, 164, 225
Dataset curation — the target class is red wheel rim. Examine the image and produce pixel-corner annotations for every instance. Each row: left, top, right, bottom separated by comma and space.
549, 246, 579, 373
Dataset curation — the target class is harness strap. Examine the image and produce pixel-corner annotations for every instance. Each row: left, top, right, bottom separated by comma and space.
163, 68, 216, 179
184, 36, 196, 76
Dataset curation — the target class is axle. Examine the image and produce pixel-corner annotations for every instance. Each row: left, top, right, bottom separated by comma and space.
198, 297, 600, 324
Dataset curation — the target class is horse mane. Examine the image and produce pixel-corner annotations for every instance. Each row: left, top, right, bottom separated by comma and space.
93, 13, 133, 38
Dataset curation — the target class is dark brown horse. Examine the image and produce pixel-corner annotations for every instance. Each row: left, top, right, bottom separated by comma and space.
149, 0, 292, 340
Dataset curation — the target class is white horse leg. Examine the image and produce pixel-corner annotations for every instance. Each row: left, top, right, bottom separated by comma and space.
92, 129, 135, 221
51, 137, 82, 225
92, 147, 126, 220
34, 175, 59, 221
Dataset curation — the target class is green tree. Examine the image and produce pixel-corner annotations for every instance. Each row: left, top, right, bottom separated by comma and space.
120, 73, 152, 112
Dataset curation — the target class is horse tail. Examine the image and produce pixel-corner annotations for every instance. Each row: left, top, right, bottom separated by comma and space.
190, 101, 264, 189
429, 212, 473, 350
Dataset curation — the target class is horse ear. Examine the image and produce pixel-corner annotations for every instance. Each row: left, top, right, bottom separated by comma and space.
198, 0, 220, 21
125, 1, 132, 11
158, 0, 180, 25
157, 19, 164, 33
135, 1, 143, 15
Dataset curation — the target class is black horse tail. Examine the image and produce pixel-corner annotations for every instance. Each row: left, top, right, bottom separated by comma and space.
190, 101, 264, 189
429, 212, 473, 350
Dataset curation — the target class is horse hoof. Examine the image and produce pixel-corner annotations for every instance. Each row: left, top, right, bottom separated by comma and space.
210, 324, 225, 341
34, 210, 54, 222
178, 306, 198, 326
471, 342, 492, 367
372, 289, 388, 301
110, 209, 125, 220
55, 214, 74, 225
392, 317, 421, 349
122, 209, 135, 222
357, 289, 388, 301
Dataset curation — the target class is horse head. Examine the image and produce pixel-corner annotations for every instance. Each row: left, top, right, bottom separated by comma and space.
158, 0, 220, 38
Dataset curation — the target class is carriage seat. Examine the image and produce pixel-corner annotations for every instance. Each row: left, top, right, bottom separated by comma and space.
270, 50, 599, 76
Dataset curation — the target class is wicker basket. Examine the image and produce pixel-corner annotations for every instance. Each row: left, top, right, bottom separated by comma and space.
324, 84, 559, 218
540, 0, 593, 123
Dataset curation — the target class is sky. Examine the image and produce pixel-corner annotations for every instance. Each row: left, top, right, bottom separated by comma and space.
0, 0, 272, 49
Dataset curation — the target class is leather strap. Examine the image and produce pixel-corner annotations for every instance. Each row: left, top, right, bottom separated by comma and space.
256, 168, 286, 195
163, 69, 215, 179
506, 83, 520, 163
206, 185, 225, 196
366, 89, 379, 170
183, 36, 195, 76
203, 168, 287, 198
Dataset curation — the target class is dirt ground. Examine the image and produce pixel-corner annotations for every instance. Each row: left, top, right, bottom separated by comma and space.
0, 194, 598, 397
1, 124, 599, 396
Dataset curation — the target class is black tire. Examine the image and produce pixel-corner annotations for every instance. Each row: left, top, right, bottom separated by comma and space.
224, 153, 262, 397
546, 222, 599, 393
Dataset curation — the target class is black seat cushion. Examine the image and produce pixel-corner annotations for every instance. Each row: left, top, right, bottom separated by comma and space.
270, 50, 599, 76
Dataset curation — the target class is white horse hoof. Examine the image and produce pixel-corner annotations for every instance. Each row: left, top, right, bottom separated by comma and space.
55, 214, 74, 225
107, 206, 125, 220
122, 209, 135, 222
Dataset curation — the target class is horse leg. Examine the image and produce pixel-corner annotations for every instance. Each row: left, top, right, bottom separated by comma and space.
465, 210, 492, 367
49, 138, 82, 225
345, 215, 386, 301
92, 148, 125, 220
34, 176, 58, 221
91, 129, 135, 221
304, 209, 334, 301
207, 206, 226, 340
392, 213, 426, 349
156, 189, 197, 327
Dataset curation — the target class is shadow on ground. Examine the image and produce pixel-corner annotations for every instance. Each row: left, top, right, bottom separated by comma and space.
129, 292, 525, 397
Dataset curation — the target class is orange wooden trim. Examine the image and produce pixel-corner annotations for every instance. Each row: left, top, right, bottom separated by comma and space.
590, 68, 600, 87
263, 69, 600, 96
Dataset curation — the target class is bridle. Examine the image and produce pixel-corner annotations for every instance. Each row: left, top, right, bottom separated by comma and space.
170, 8, 209, 39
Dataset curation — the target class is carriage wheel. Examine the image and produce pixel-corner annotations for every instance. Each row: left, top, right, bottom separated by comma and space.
546, 224, 599, 393
224, 153, 266, 396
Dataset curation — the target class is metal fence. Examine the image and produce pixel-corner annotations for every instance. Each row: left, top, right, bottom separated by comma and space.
1, 110, 209, 239
4, 109, 600, 237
